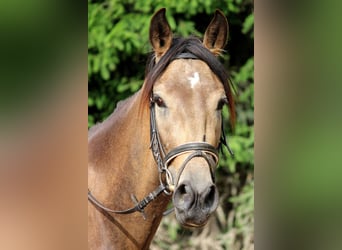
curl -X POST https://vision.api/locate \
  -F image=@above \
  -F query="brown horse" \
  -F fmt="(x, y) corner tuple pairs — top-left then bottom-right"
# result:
(88, 8), (235, 249)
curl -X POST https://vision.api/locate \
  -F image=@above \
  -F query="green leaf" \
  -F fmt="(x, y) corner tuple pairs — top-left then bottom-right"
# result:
(242, 13), (254, 34)
(100, 66), (110, 80)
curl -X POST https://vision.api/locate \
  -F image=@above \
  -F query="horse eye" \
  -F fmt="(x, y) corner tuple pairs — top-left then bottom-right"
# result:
(217, 97), (228, 110)
(153, 95), (166, 108)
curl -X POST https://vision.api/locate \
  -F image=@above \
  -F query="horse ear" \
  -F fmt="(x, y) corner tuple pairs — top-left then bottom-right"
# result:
(203, 10), (229, 56)
(149, 8), (173, 60)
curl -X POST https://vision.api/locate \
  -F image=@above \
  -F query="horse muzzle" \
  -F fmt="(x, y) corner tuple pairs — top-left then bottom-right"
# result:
(162, 144), (220, 228)
(172, 179), (219, 228)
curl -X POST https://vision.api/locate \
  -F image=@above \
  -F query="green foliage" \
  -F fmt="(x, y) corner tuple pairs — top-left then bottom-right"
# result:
(88, 0), (253, 249)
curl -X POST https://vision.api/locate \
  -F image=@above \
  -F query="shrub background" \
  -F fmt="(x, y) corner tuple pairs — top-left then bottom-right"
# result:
(88, 0), (253, 249)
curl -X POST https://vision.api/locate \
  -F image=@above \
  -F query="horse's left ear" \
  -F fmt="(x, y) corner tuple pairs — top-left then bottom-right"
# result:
(149, 8), (173, 61)
(203, 10), (229, 56)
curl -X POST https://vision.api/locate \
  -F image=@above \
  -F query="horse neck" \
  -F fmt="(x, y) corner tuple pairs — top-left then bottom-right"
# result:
(89, 91), (156, 200)
(88, 91), (171, 248)
(88, 90), (170, 229)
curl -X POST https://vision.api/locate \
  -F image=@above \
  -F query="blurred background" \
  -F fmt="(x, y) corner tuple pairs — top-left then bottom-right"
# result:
(88, 1), (254, 249)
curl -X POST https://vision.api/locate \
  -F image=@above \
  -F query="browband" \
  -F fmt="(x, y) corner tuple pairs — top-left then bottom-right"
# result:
(174, 52), (199, 60)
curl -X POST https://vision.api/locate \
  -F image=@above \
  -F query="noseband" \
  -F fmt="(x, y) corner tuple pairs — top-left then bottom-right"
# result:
(88, 52), (233, 219)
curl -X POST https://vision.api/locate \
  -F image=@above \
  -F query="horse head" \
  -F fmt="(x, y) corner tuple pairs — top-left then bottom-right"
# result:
(145, 8), (234, 228)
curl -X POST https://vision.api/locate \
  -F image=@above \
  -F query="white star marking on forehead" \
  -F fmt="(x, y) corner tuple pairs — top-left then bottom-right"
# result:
(187, 72), (200, 88)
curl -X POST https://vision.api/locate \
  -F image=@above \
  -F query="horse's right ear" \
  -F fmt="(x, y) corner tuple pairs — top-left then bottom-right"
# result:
(149, 8), (173, 61)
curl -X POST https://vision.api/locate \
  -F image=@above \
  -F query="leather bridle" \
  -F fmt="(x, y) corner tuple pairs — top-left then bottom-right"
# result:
(149, 100), (220, 195)
(88, 52), (233, 219)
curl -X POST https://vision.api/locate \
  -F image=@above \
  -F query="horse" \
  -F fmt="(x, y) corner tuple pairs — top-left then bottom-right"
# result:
(88, 8), (235, 249)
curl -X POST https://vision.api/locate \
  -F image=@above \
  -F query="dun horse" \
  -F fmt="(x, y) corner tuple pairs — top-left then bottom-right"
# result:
(88, 8), (235, 249)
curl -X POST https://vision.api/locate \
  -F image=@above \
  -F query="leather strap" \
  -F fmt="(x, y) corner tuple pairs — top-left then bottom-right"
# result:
(88, 184), (166, 220)
(174, 52), (199, 60)
(164, 142), (219, 166)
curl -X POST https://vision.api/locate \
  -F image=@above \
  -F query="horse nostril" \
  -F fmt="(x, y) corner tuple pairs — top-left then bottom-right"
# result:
(173, 183), (195, 210)
(202, 185), (219, 211)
